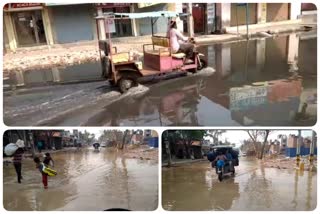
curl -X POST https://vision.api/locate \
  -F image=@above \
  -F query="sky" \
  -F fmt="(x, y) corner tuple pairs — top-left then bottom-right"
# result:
(64, 128), (130, 139)
(204, 130), (314, 147)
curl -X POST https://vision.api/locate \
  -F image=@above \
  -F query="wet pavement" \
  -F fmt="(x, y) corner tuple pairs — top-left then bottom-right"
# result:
(3, 147), (158, 211)
(162, 157), (317, 211)
(4, 32), (317, 126)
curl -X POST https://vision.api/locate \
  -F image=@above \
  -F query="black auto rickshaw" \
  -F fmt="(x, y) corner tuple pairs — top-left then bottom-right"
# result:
(207, 146), (239, 181)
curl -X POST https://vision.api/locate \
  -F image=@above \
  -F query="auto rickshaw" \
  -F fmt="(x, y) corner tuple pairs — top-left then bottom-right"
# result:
(95, 11), (207, 93)
(208, 146), (239, 181)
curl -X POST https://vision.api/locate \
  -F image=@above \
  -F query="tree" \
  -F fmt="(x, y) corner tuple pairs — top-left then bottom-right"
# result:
(259, 130), (270, 159)
(98, 130), (124, 147)
(80, 130), (95, 145)
(247, 130), (272, 159)
(119, 130), (139, 150)
(167, 130), (206, 159)
(205, 130), (226, 145)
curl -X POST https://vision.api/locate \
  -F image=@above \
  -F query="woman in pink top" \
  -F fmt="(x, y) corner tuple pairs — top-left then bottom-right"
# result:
(167, 20), (195, 63)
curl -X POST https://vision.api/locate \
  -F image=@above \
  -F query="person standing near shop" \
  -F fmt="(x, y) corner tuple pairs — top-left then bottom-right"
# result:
(37, 141), (43, 153)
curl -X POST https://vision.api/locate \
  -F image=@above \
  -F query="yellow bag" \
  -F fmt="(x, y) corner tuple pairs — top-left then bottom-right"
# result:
(42, 165), (57, 177)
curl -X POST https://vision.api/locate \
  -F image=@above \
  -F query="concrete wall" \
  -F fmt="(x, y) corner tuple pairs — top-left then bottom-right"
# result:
(3, 20), (9, 50)
(50, 4), (94, 44)
(231, 3), (257, 26)
(267, 3), (289, 22)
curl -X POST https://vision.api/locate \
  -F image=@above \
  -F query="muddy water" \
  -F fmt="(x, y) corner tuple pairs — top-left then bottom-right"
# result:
(4, 32), (317, 126)
(81, 32), (317, 126)
(5, 62), (103, 89)
(3, 148), (158, 211)
(162, 157), (317, 211)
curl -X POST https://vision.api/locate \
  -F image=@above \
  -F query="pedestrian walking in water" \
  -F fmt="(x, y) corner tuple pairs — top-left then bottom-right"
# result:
(43, 153), (54, 167)
(33, 157), (48, 189)
(13, 148), (24, 183)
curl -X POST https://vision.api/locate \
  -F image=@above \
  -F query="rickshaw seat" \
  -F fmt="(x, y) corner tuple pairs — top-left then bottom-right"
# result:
(146, 49), (171, 56)
(111, 52), (130, 64)
(172, 53), (186, 58)
(152, 36), (170, 47)
(149, 36), (186, 58)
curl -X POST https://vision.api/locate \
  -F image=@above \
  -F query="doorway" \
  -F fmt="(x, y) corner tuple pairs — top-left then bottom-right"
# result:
(12, 10), (46, 47)
(102, 7), (133, 37)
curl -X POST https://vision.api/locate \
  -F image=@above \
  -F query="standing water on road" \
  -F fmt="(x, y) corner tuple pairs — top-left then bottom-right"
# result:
(3, 32), (317, 126)
(3, 148), (158, 211)
(81, 32), (317, 126)
(162, 157), (317, 211)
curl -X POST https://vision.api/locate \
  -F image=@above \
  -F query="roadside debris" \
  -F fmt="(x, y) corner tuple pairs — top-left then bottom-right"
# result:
(262, 155), (317, 171)
(123, 145), (158, 162)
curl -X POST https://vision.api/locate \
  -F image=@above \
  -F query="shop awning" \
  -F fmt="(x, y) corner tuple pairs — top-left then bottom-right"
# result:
(45, 3), (89, 6)
(96, 11), (190, 19)
(137, 3), (161, 8)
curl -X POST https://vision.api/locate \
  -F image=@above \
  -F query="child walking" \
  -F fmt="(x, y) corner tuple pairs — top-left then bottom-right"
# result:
(43, 153), (54, 167)
(33, 157), (48, 189)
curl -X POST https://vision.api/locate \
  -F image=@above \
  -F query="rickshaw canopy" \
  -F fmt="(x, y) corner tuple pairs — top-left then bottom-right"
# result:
(212, 145), (234, 149)
(95, 11), (190, 20)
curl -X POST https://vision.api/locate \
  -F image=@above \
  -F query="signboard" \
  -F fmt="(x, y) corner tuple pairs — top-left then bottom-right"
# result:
(10, 3), (42, 8)
(207, 3), (215, 24)
(105, 19), (116, 33)
(229, 86), (268, 111)
(95, 3), (131, 8)
(137, 3), (160, 8)
(230, 86), (267, 102)
(4, 3), (42, 11)
(230, 96), (267, 111)
(46, 3), (87, 6)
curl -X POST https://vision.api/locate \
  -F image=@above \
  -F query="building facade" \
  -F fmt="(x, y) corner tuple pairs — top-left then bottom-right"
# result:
(3, 3), (312, 51)
(3, 3), (182, 51)
(214, 3), (304, 33)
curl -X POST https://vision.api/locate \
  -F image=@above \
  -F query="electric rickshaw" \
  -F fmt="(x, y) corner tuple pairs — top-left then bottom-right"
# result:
(95, 11), (207, 93)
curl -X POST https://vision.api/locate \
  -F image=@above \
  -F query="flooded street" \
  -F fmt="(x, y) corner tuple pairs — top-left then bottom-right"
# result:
(4, 32), (317, 126)
(162, 157), (317, 211)
(3, 147), (158, 211)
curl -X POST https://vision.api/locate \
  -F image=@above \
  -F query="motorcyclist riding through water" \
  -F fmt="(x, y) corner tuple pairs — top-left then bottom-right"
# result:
(214, 152), (227, 173)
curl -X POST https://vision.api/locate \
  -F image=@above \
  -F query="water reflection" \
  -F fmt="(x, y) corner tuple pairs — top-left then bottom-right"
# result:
(162, 158), (317, 211)
(86, 33), (316, 126)
(7, 62), (103, 88)
(3, 148), (158, 211)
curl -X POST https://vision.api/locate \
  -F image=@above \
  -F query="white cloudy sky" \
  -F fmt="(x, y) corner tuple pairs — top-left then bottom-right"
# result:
(204, 130), (313, 147)
(64, 128), (131, 139)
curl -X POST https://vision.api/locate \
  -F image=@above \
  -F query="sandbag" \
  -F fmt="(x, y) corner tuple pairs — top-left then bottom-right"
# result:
(207, 152), (215, 162)
(16, 139), (25, 148)
(4, 143), (18, 156)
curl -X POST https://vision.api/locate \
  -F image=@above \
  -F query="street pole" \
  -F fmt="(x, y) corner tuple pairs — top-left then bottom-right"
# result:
(165, 133), (172, 167)
(246, 3), (249, 40)
(236, 5), (239, 36)
(28, 131), (35, 158)
(309, 131), (316, 169)
(296, 130), (301, 168)
(187, 3), (194, 37)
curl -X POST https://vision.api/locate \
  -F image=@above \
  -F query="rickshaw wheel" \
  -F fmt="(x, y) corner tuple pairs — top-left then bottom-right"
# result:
(197, 58), (207, 70)
(119, 78), (134, 93)
(218, 172), (223, 182)
(108, 80), (116, 87)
